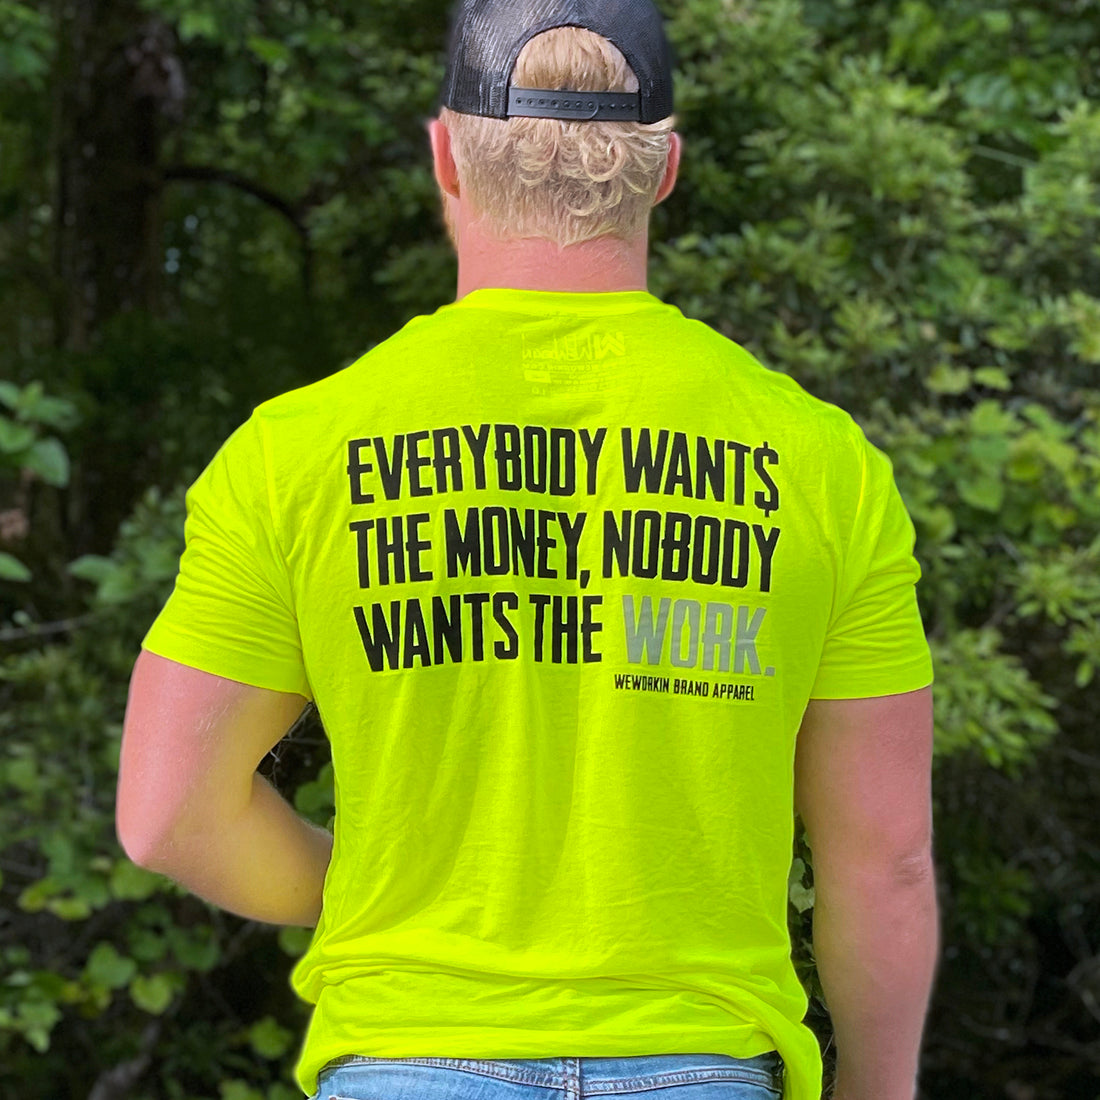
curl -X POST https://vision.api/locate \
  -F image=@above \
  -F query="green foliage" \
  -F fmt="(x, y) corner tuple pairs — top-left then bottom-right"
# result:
(1, 484), (316, 1097)
(0, 0), (51, 87)
(0, 552), (30, 582)
(930, 629), (1057, 767)
(291, 760), (335, 827)
(69, 487), (187, 609)
(2, 0), (1099, 1096)
(0, 382), (78, 585)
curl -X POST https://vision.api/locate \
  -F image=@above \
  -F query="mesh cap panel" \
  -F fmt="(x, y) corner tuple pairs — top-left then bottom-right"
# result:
(441, 0), (674, 122)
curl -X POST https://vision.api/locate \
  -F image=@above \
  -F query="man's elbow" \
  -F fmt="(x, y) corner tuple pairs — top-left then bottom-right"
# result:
(116, 788), (190, 872)
(117, 810), (164, 870)
(811, 831), (936, 892)
(889, 844), (937, 888)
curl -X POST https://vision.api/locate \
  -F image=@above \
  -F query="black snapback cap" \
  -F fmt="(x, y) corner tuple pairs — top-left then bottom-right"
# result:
(441, 0), (674, 123)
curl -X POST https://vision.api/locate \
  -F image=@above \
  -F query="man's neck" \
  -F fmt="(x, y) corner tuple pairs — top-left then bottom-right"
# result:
(454, 221), (650, 299)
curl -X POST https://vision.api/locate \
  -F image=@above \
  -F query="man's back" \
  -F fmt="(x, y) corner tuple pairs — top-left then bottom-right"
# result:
(141, 288), (932, 1098)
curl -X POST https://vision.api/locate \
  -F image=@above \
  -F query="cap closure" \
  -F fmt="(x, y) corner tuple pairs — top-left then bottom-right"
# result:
(507, 87), (643, 121)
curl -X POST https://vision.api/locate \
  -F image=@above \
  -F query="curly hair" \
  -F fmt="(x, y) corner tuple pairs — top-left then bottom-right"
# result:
(440, 26), (676, 246)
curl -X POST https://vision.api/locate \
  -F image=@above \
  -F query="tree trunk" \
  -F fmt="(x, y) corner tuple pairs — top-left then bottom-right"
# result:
(54, 0), (185, 351)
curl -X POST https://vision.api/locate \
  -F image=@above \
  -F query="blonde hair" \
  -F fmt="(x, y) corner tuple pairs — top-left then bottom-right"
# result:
(440, 26), (676, 247)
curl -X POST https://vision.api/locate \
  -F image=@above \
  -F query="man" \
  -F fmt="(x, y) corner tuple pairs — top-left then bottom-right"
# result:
(117, 2), (939, 1099)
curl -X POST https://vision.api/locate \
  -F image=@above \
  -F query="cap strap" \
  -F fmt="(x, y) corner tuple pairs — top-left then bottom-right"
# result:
(507, 87), (642, 121)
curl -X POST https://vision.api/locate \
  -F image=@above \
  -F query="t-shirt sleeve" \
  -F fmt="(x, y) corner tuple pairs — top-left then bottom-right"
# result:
(142, 415), (312, 699)
(810, 426), (934, 700)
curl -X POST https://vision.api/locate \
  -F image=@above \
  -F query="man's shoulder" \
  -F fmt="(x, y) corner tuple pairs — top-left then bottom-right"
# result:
(251, 313), (442, 425)
(680, 318), (864, 435)
(252, 359), (366, 423)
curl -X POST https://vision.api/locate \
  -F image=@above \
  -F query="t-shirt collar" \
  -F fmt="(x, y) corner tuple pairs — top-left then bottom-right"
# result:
(447, 287), (665, 315)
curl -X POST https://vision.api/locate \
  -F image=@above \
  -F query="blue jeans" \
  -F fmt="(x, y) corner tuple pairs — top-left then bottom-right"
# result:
(311, 1052), (784, 1099)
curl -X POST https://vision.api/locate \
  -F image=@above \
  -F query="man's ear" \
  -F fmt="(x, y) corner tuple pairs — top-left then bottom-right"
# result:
(429, 118), (461, 199)
(654, 131), (682, 206)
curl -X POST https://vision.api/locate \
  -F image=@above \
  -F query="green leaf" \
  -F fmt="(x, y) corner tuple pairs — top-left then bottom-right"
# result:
(958, 475), (1005, 512)
(84, 943), (138, 990)
(973, 367), (1012, 391)
(167, 925), (221, 972)
(178, 9), (218, 41)
(68, 554), (116, 585)
(25, 438), (69, 487)
(18, 877), (58, 913)
(0, 380), (78, 428)
(925, 363), (971, 394)
(17, 999), (61, 1052)
(97, 567), (142, 604)
(31, 969), (75, 1001)
(109, 860), (163, 901)
(3, 754), (38, 790)
(913, 503), (957, 542)
(17, 390), (79, 430)
(248, 1015), (294, 1060)
(971, 400), (1016, 436)
(0, 551), (32, 582)
(0, 416), (35, 454)
(46, 896), (92, 921)
(41, 831), (76, 874)
(1007, 452), (1044, 482)
(277, 925), (314, 957)
(247, 36), (291, 66)
(293, 762), (335, 817)
(968, 434), (1011, 468)
(128, 927), (169, 964)
(787, 857), (816, 913)
(129, 972), (182, 1015)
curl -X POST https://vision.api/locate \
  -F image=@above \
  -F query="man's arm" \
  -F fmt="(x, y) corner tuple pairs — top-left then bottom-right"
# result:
(793, 686), (939, 1100)
(116, 649), (333, 927)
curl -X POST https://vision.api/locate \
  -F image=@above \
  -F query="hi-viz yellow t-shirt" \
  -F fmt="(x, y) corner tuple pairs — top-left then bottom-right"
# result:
(143, 289), (934, 1100)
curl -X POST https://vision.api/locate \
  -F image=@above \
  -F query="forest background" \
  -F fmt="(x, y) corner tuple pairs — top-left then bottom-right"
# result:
(1, 0), (1099, 1097)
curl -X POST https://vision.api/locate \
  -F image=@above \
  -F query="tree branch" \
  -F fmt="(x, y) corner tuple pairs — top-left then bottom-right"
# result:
(86, 1019), (162, 1100)
(0, 615), (94, 644)
(163, 164), (301, 228)
(162, 164), (314, 293)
